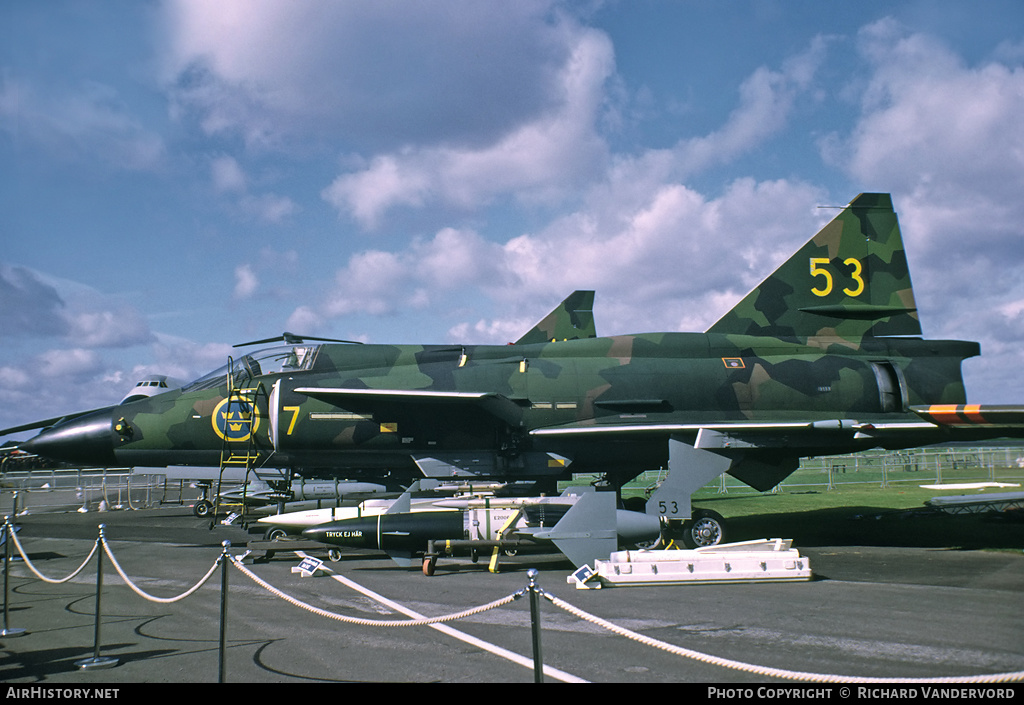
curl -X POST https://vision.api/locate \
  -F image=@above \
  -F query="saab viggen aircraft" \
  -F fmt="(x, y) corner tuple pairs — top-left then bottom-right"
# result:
(6, 193), (1023, 548)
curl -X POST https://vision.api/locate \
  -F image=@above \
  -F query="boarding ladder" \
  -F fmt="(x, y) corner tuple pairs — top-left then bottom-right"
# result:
(211, 358), (274, 524)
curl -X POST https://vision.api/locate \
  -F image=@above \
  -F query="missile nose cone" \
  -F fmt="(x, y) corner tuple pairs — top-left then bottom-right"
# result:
(303, 516), (383, 549)
(20, 408), (117, 466)
(301, 526), (324, 541)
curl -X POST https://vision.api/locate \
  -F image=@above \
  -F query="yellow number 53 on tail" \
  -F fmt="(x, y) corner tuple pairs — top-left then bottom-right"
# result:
(809, 257), (865, 297)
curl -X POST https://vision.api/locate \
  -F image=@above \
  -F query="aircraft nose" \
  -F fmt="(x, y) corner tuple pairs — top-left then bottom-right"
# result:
(20, 408), (118, 466)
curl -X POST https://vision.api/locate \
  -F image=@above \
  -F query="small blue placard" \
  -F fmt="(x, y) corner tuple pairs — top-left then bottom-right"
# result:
(297, 556), (323, 574)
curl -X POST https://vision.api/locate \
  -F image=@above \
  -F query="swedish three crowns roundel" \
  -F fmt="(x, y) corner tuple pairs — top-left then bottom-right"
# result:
(212, 395), (261, 442)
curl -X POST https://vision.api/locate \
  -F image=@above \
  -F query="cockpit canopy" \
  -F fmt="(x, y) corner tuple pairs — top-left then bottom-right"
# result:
(121, 374), (184, 404)
(181, 345), (321, 393)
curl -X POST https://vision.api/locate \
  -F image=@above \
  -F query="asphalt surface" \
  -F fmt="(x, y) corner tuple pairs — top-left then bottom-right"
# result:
(0, 497), (1022, 686)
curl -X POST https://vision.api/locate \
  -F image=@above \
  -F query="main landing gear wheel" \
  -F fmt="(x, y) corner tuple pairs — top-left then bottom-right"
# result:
(681, 508), (726, 548)
(263, 526), (287, 541)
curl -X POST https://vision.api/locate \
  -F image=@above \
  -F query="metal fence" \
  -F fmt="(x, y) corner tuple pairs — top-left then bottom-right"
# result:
(0, 468), (204, 515)
(792, 446), (1024, 490)
(4, 446), (1024, 514)
(616, 446), (1024, 496)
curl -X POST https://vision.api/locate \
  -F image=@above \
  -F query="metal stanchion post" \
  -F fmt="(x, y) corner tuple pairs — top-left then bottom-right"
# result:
(218, 540), (230, 683)
(2, 518), (26, 637)
(527, 568), (543, 683)
(75, 524), (118, 670)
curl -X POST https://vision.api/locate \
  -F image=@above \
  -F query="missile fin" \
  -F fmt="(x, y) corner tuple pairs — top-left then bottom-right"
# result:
(543, 490), (618, 568)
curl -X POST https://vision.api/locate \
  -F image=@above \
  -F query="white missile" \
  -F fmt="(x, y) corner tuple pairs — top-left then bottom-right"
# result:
(257, 497), (448, 530)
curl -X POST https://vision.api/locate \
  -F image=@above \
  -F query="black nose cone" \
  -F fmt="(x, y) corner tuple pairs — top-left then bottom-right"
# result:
(302, 526), (324, 542)
(20, 408), (117, 466)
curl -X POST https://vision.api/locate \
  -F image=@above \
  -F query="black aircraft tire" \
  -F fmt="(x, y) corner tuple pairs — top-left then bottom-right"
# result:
(681, 509), (726, 548)
(264, 526), (287, 541)
(193, 500), (213, 518)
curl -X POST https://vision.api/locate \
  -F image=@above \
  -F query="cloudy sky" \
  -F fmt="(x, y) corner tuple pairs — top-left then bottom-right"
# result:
(3, 0), (1024, 437)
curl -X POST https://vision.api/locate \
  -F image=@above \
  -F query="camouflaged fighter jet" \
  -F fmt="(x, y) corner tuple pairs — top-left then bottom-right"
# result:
(6, 193), (1024, 548)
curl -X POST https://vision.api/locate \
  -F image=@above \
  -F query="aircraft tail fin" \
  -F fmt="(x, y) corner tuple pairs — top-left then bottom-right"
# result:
(706, 193), (920, 339)
(515, 290), (596, 344)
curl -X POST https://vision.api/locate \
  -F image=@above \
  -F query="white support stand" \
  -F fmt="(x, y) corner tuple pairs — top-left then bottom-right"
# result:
(568, 538), (813, 588)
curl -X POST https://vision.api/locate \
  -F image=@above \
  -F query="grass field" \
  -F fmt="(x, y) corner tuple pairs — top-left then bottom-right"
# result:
(692, 488), (1023, 551)
(595, 446), (1024, 551)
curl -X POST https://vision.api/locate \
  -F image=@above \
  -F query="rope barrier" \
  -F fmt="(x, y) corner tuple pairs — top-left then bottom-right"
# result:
(4, 520), (1023, 683)
(227, 554), (523, 626)
(101, 537), (222, 604)
(8, 524), (98, 584)
(7, 523), (221, 603)
(539, 588), (1024, 684)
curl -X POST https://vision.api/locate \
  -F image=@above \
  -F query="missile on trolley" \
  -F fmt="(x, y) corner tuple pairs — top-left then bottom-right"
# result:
(302, 487), (661, 569)
(255, 495), (453, 537)
(253, 478), (502, 535)
(218, 479), (390, 507)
